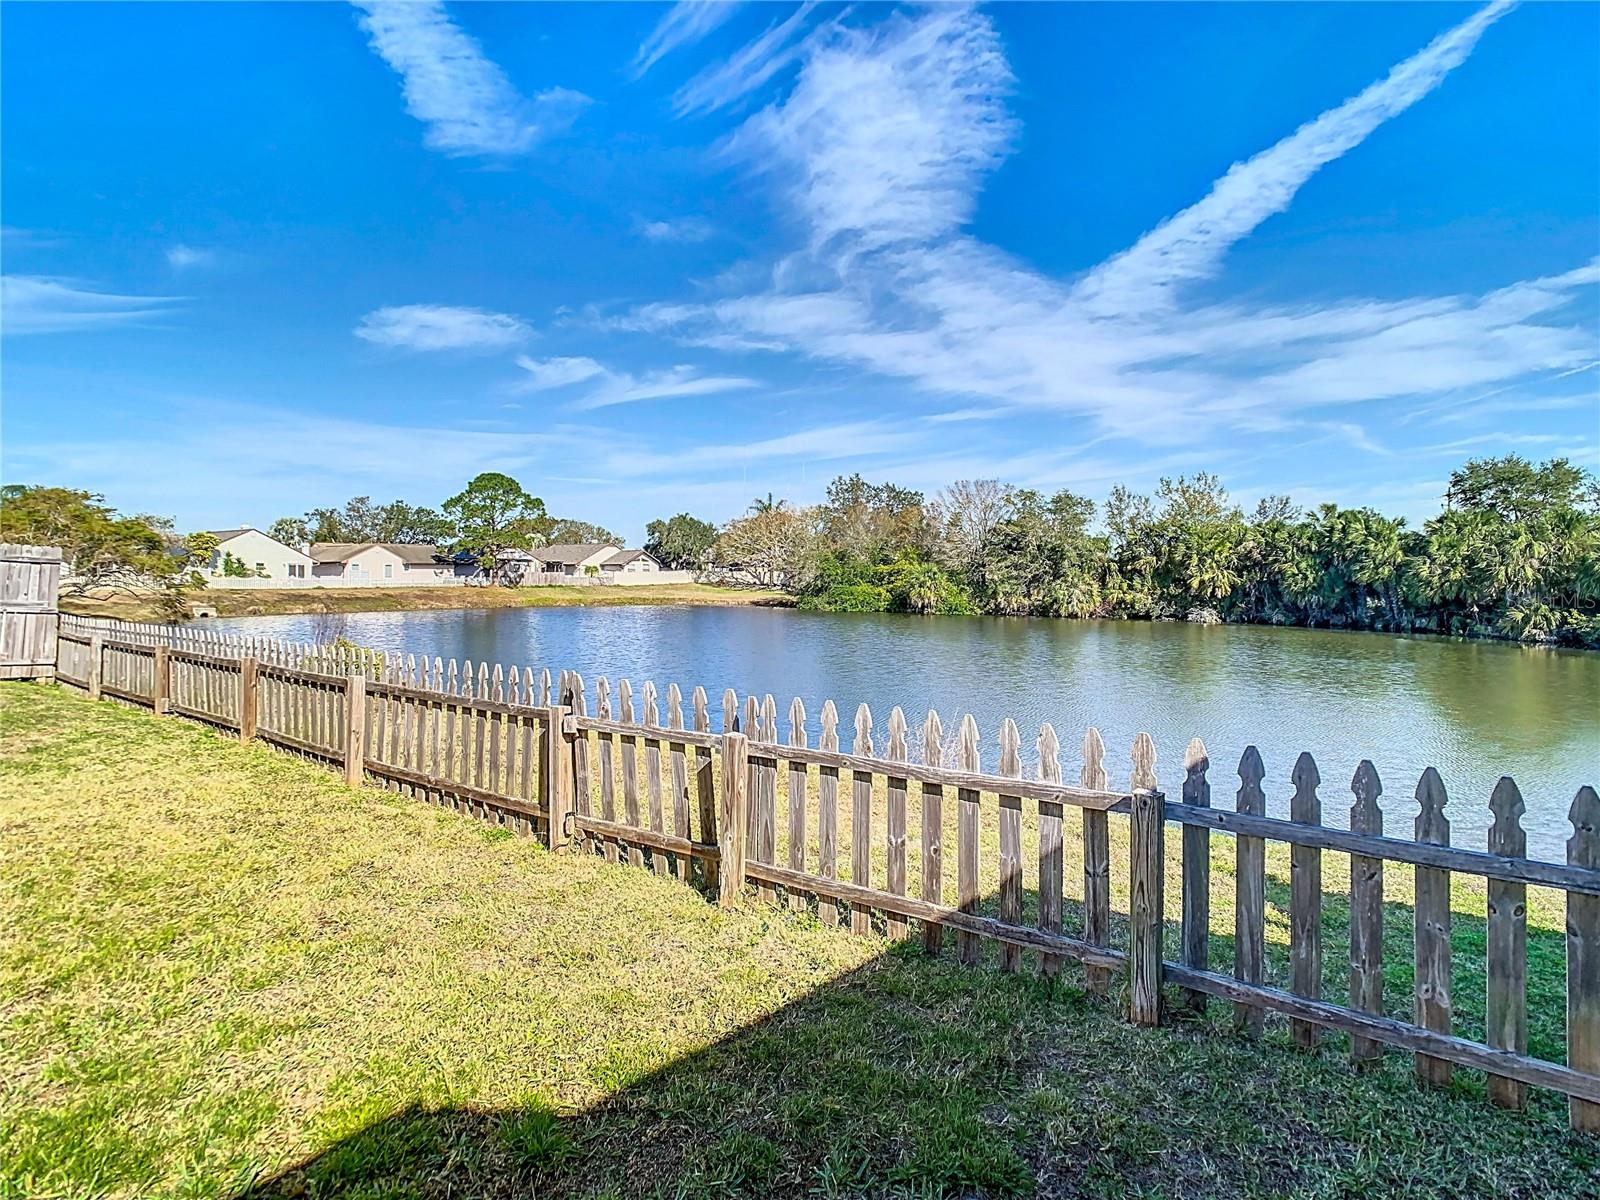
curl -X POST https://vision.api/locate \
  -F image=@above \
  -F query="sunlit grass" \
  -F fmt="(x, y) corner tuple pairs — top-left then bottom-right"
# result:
(2, 685), (1593, 1200)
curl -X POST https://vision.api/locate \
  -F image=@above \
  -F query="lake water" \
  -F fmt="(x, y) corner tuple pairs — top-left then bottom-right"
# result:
(216, 605), (1600, 862)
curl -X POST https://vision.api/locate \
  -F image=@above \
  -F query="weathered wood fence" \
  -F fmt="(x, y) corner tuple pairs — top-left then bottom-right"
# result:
(50, 613), (1600, 1130)
(1, 544), (62, 681)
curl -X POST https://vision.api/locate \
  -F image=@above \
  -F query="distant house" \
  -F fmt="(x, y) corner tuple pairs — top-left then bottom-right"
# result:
(308, 542), (469, 585)
(530, 544), (664, 577)
(601, 549), (664, 577)
(201, 528), (314, 581)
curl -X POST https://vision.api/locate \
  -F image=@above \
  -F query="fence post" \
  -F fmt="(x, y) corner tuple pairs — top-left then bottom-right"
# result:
(87, 634), (104, 700)
(1128, 732), (1163, 1027)
(718, 731), (749, 906)
(152, 645), (171, 715)
(344, 673), (366, 786)
(239, 657), (259, 744)
(542, 704), (574, 850)
(1569, 785), (1600, 1134)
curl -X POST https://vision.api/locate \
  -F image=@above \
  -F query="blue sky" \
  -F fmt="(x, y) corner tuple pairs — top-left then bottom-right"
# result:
(3, 0), (1596, 541)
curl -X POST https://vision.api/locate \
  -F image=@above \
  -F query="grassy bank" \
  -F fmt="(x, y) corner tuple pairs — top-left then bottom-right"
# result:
(59, 582), (788, 622)
(2, 686), (1594, 1199)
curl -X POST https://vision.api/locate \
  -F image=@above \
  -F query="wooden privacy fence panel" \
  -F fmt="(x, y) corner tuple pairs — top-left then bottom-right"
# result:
(1, 543), (61, 681)
(49, 615), (1600, 1129)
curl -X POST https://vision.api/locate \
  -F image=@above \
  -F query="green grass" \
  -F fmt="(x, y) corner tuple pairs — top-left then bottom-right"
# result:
(2, 685), (1594, 1199)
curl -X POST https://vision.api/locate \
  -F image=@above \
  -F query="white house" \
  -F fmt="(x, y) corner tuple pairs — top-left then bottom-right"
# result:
(308, 542), (468, 585)
(202, 528), (314, 581)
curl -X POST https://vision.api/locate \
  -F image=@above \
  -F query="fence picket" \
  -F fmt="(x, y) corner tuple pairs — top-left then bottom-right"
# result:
(818, 701), (840, 928)
(619, 680), (643, 868)
(997, 718), (1023, 972)
(788, 698), (809, 912)
(851, 704), (874, 935)
(693, 687), (715, 850)
(1128, 733), (1162, 1026)
(1082, 727), (1110, 995)
(1037, 723), (1063, 977)
(1180, 737), (1211, 1013)
(754, 695), (778, 903)
(922, 710), (945, 957)
(1290, 752), (1323, 1050)
(569, 673), (590, 828)
(597, 678), (618, 862)
(1487, 776), (1527, 1107)
(1414, 766), (1452, 1085)
(1569, 786), (1600, 1132)
(668, 684), (690, 878)
(644, 682), (667, 876)
(957, 715), (981, 966)
(884, 707), (910, 939)
(1349, 760), (1385, 1064)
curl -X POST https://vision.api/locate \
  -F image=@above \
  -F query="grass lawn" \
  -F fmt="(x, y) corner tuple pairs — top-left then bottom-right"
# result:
(59, 582), (788, 622)
(2, 685), (1594, 1199)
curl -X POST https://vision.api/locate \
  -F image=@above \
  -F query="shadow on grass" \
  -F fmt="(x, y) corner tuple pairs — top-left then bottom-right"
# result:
(232, 861), (1595, 1200)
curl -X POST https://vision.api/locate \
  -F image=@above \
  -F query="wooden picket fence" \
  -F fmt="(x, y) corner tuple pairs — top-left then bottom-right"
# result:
(49, 614), (1600, 1131)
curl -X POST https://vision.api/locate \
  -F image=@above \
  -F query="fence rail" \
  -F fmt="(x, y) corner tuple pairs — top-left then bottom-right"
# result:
(47, 613), (1600, 1130)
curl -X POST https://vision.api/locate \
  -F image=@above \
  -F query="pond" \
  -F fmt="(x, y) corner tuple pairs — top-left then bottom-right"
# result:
(216, 605), (1600, 862)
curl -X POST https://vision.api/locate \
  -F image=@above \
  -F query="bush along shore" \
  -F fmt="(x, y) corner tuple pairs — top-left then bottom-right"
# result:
(714, 456), (1599, 648)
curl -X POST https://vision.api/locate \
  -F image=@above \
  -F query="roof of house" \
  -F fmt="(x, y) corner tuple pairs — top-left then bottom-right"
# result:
(603, 549), (656, 567)
(308, 542), (445, 566)
(536, 542), (620, 566)
(205, 528), (310, 557)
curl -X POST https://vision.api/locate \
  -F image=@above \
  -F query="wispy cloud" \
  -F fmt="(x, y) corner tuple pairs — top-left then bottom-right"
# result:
(352, 0), (589, 156)
(631, 3), (1595, 452)
(1073, 0), (1515, 317)
(514, 354), (756, 409)
(1, 275), (182, 335)
(513, 354), (607, 390)
(639, 216), (715, 242)
(166, 244), (218, 271)
(633, 1), (742, 78)
(673, 1), (816, 116)
(355, 304), (531, 351)
(1, 226), (63, 250)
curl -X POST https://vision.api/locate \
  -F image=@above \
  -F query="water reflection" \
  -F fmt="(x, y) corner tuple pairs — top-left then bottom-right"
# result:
(218, 606), (1599, 860)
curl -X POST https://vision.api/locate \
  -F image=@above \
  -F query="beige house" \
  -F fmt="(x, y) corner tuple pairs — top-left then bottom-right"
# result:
(531, 544), (664, 577)
(202, 528), (314, 581)
(309, 543), (465, 585)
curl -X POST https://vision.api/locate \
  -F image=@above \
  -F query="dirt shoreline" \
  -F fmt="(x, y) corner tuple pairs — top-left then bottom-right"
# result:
(60, 582), (791, 622)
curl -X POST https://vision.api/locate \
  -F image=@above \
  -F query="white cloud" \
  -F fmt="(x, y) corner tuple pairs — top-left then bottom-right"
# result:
(352, 0), (589, 156)
(513, 354), (607, 390)
(639, 217), (715, 242)
(633, 1), (742, 78)
(1, 275), (182, 335)
(515, 353), (757, 410)
(355, 304), (531, 351)
(630, 3), (1596, 451)
(166, 244), (217, 271)
(672, 1), (816, 116)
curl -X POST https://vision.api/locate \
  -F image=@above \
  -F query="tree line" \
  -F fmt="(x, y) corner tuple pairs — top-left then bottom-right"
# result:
(698, 457), (1600, 648)
(5, 456), (1594, 645)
